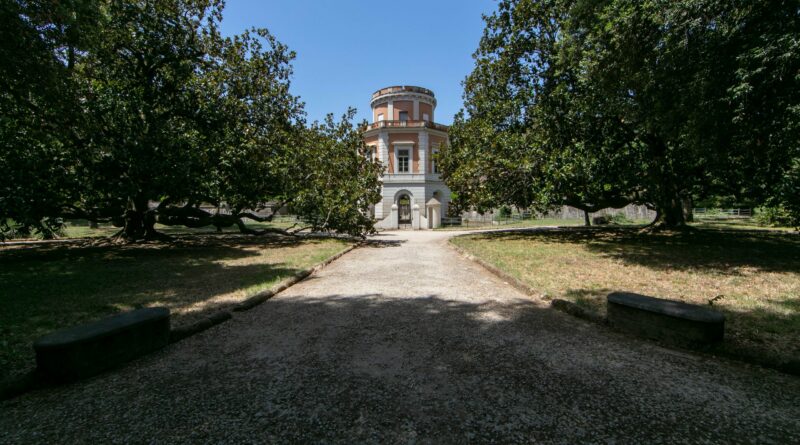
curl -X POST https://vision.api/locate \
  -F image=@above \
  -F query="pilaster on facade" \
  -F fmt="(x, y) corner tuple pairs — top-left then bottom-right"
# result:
(413, 99), (420, 120)
(387, 101), (394, 120)
(378, 131), (389, 169)
(418, 130), (428, 175)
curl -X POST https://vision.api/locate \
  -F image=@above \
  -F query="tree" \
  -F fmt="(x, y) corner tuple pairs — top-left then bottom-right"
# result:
(726, 1), (800, 227)
(283, 110), (383, 237)
(1, 0), (382, 240)
(67, 0), (232, 239)
(442, 0), (647, 225)
(0, 0), (100, 238)
(442, 0), (800, 228)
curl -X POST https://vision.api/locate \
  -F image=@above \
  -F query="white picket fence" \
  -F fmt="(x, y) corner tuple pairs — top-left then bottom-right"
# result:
(692, 208), (752, 218)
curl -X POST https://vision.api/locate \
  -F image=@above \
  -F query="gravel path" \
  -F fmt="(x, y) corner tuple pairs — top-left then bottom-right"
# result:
(2, 230), (799, 444)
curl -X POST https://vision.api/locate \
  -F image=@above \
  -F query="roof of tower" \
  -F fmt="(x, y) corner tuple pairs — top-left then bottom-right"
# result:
(371, 85), (435, 101)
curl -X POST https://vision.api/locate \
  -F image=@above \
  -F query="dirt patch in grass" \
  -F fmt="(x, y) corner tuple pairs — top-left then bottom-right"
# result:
(452, 227), (800, 364)
(0, 236), (350, 380)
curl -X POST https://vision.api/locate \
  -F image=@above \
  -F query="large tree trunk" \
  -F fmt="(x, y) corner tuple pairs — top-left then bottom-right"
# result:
(143, 209), (162, 239)
(653, 196), (686, 228)
(682, 197), (694, 222)
(122, 209), (146, 240)
(643, 136), (688, 230)
(121, 197), (155, 240)
(583, 210), (591, 226)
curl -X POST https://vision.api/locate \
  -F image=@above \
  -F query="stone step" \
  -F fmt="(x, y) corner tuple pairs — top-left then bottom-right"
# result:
(34, 307), (171, 382)
(607, 292), (724, 345)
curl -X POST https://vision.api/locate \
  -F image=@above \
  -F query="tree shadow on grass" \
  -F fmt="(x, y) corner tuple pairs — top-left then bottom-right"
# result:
(469, 227), (800, 274)
(361, 239), (406, 248)
(361, 232), (407, 248)
(0, 236), (316, 380)
(463, 228), (800, 361)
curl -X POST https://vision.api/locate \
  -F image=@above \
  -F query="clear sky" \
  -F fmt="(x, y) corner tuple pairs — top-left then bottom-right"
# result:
(218, 0), (496, 125)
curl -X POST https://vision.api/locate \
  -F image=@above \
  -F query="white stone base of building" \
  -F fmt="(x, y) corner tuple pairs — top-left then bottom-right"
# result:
(374, 179), (450, 230)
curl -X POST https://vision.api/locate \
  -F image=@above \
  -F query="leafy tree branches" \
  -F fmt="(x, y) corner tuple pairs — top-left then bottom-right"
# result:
(443, 0), (800, 228)
(0, 0), (381, 240)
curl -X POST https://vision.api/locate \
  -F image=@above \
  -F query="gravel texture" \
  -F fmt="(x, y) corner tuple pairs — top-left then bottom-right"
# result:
(1, 230), (799, 444)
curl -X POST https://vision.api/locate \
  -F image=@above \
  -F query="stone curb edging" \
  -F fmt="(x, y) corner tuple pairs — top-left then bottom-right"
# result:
(0, 372), (40, 401)
(169, 311), (232, 343)
(448, 237), (800, 377)
(0, 243), (358, 402)
(168, 243), (357, 343)
(550, 298), (606, 324)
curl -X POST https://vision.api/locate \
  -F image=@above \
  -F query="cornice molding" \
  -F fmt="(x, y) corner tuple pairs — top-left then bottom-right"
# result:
(371, 92), (437, 108)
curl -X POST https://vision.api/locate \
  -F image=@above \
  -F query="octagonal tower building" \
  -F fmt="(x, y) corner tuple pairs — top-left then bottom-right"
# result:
(363, 86), (450, 229)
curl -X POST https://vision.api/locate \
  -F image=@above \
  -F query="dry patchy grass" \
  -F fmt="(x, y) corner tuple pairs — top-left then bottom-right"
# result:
(436, 218), (584, 231)
(452, 227), (800, 362)
(0, 236), (350, 380)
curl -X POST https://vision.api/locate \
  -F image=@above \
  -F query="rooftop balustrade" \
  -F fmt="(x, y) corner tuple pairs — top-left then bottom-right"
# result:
(367, 120), (449, 131)
(371, 85), (435, 100)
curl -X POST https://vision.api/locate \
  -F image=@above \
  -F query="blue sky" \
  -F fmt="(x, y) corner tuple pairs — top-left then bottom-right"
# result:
(219, 0), (496, 125)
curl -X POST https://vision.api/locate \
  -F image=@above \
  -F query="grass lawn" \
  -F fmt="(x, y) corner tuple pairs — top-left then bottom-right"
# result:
(437, 218), (585, 231)
(690, 217), (797, 232)
(451, 227), (800, 363)
(439, 216), (795, 233)
(0, 236), (350, 380)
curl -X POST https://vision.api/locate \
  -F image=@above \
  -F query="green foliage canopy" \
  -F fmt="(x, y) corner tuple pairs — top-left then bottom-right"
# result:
(0, 0), (382, 240)
(442, 0), (800, 227)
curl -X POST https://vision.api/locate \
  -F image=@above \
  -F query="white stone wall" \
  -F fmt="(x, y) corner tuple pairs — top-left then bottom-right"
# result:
(382, 184), (427, 208)
(375, 181), (451, 230)
(424, 184), (451, 217)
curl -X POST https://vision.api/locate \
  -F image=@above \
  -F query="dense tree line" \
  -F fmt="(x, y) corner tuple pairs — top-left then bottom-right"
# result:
(441, 0), (800, 228)
(0, 0), (381, 240)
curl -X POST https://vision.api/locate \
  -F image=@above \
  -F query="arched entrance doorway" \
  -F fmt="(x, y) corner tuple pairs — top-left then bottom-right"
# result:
(397, 194), (412, 225)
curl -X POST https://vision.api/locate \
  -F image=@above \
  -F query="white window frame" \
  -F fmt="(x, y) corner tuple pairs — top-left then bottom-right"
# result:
(431, 145), (440, 174)
(398, 110), (409, 122)
(394, 143), (413, 174)
(377, 113), (384, 122)
(422, 113), (430, 122)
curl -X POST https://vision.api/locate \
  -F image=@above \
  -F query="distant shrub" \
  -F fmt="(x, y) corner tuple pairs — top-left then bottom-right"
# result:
(702, 208), (724, 217)
(610, 213), (633, 225)
(755, 206), (792, 227)
(498, 206), (512, 218)
(592, 215), (610, 225)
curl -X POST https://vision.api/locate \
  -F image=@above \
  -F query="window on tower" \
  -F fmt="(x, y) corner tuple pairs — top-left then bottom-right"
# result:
(377, 113), (384, 121)
(397, 148), (410, 173)
(398, 111), (409, 122)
